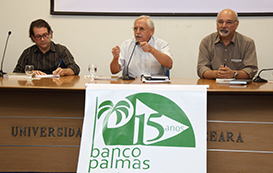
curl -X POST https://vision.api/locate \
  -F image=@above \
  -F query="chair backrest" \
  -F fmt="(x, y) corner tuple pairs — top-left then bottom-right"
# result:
(165, 69), (170, 77)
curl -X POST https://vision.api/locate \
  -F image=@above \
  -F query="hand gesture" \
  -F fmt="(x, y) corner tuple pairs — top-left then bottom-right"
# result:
(112, 46), (120, 59)
(139, 41), (153, 53)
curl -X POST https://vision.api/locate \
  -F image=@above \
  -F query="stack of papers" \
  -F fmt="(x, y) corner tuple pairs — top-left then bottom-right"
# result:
(229, 79), (252, 85)
(3, 73), (26, 79)
(3, 73), (60, 79)
(216, 78), (252, 85)
(141, 75), (170, 83)
(35, 74), (60, 78)
(94, 76), (119, 81)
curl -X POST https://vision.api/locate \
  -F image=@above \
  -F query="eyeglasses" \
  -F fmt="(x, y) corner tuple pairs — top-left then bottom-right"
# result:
(217, 20), (237, 26)
(34, 33), (49, 40)
(132, 27), (148, 32)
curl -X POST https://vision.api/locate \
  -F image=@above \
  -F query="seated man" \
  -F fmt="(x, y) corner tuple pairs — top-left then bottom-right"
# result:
(197, 9), (258, 79)
(110, 15), (173, 78)
(13, 19), (80, 76)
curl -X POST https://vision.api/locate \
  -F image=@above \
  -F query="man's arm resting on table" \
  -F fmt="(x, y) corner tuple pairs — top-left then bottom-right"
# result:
(203, 70), (218, 79)
(53, 68), (75, 76)
(203, 69), (250, 79)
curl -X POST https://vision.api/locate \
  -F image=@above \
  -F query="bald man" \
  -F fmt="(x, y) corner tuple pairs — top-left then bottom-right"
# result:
(197, 9), (258, 79)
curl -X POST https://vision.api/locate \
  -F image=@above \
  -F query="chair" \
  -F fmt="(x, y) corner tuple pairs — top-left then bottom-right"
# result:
(165, 69), (170, 78)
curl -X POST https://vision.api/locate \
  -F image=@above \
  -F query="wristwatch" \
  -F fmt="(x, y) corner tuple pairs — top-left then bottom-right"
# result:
(233, 71), (238, 78)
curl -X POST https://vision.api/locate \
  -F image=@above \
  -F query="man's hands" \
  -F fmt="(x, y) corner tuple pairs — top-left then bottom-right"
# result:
(110, 46), (121, 74)
(53, 68), (74, 76)
(139, 41), (154, 53)
(217, 65), (235, 78)
(111, 42), (152, 60)
(33, 68), (74, 77)
(112, 46), (120, 59)
(110, 41), (173, 74)
(53, 68), (67, 76)
(34, 70), (46, 76)
(139, 41), (172, 69)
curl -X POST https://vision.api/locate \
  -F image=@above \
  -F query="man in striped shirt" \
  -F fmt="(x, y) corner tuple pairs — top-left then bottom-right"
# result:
(13, 19), (80, 76)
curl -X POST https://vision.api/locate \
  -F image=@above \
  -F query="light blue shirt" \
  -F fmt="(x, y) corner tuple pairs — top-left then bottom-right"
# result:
(119, 36), (172, 77)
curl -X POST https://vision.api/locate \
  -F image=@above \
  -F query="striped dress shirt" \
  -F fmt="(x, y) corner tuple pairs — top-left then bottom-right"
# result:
(13, 42), (80, 75)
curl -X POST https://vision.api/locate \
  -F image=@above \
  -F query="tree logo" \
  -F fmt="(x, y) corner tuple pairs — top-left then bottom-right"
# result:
(95, 92), (195, 147)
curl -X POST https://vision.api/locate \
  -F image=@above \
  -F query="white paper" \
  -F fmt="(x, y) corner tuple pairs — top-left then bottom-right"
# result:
(35, 74), (60, 78)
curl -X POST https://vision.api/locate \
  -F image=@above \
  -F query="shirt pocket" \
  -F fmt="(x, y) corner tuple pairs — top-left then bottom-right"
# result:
(231, 58), (243, 70)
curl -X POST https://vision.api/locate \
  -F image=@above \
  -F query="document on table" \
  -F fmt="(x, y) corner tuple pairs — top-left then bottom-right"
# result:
(229, 79), (252, 85)
(35, 74), (60, 78)
(141, 75), (171, 83)
(216, 78), (235, 84)
(3, 73), (26, 79)
(94, 76), (120, 81)
(216, 78), (252, 85)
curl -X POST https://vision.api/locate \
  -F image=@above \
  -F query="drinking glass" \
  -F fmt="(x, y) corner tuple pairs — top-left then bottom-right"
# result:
(25, 65), (34, 79)
(88, 64), (97, 78)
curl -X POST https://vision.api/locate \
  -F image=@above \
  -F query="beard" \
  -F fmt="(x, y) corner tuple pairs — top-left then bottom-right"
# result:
(219, 28), (230, 37)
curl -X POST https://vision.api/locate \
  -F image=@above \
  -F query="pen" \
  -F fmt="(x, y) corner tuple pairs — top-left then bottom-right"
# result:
(57, 59), (63, 68)
(224, 59), (227, 67)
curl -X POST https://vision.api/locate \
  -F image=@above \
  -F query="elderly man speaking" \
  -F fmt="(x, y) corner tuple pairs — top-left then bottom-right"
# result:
(110, 15), (173, 79)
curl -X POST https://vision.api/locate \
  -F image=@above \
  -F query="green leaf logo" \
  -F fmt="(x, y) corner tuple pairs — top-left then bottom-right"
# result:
(96, 92), (195, 147)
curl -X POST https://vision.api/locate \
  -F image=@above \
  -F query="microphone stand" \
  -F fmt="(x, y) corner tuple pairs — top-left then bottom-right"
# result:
(253, 68), (273, 83)
(0, 31), (12, 77)
(122, 42), (139, 80)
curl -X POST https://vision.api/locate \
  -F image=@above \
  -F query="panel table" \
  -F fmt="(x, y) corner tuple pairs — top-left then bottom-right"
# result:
(0, 76), (273, 172)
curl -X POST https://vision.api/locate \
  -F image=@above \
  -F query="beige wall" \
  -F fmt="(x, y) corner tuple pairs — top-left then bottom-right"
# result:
(1, 0), (273, 79)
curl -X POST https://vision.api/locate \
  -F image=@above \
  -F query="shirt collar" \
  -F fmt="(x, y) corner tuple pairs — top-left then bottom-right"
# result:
(34, 41), (56, 53)
(214, 32), (237, 45)
(148, 36), (154, 44)
(230, 32), (237, 44)
(134, 36), (154, 45)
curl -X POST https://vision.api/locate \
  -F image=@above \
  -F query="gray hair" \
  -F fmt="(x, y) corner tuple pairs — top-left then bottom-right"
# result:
(135, 15), (154, 29)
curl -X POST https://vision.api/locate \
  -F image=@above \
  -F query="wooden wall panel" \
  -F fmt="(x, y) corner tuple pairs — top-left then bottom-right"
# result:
(207, 122), (273, 151)
(208, 151), (273, 173)
(0, 88), (85, 172)
(207, 94), (273, 121)
(0, 147), (79, 172)
(0, 89), (85, 117)
(0, 118), (83, 146)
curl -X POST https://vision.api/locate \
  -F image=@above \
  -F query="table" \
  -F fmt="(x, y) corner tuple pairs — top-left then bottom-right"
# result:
(0, 76), (273, 172)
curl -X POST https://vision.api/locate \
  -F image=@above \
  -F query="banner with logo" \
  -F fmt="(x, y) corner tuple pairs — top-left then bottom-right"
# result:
(77, 84), (207, 173)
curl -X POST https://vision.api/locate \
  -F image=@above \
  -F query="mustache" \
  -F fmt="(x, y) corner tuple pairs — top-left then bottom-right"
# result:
(135, 34), (142, 38)
(220, 28), (229, 33)
(219, 28), (230, 36)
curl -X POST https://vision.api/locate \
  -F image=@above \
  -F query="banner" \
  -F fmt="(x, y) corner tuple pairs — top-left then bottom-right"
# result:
(77, 84), (207, 172)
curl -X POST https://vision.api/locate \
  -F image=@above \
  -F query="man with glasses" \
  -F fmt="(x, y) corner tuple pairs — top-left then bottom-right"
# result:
(197, 9), (258, 79)
(13, 19), (80, 76)
(110, 15), (173, 78)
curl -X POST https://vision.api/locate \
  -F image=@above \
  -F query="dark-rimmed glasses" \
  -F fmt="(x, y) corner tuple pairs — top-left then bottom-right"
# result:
(34, 33), (49, 40)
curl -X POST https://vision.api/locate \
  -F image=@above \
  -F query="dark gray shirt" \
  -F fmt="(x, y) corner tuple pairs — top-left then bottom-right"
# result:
(197, 32), (258, 78)
(13, 42), (80, 75)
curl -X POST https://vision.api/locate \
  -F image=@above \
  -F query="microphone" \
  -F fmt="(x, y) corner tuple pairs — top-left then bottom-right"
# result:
(0, 31), (12, 77)
(253, 68), (273, 83)
(122, 41), (139, 80)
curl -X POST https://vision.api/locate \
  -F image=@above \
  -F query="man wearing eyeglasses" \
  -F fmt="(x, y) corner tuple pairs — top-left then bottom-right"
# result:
(110, 15), (173, 78)
(197, 9), (258, 79)
(13, 19), (80, 76)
